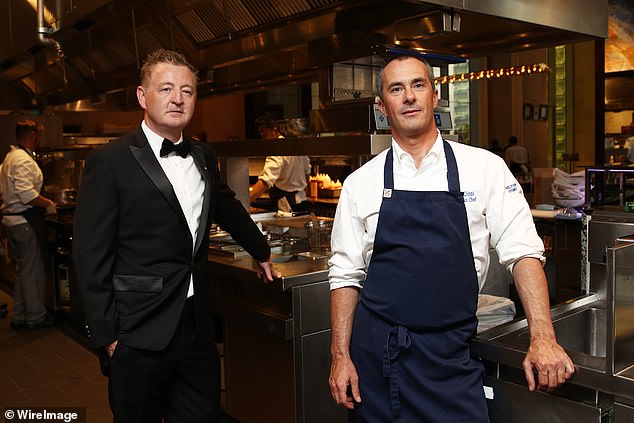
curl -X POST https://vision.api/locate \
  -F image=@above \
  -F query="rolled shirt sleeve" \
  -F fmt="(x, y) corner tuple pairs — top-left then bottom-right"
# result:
(12, 158), (42, 204)
(328, 183), (368, 290)
(483, 154), (545, 272)
(258, 156), (284, 187)
(328, 152), (386, 290)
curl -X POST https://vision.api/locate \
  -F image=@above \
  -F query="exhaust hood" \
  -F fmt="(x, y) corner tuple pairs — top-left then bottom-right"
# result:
(0, 0), (607, 109)
(605, 72), (634, 111)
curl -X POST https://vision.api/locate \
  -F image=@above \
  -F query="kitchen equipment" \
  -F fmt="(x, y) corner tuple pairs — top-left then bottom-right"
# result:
(304, 220), (321, 250)
(318, 220), (332, 251)
(43, 186), (77, 205)
(309, 180), (319, 198)
(317, 187), (341, 198)
(277, 118), (311, 137)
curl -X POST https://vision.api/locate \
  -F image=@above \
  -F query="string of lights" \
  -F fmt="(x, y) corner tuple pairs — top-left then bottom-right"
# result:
(433, 63), (551, 85)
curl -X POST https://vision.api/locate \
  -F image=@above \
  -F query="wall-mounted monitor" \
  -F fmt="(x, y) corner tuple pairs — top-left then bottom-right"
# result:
(434, 110), (452, 130)
(373, 104), (391, 130)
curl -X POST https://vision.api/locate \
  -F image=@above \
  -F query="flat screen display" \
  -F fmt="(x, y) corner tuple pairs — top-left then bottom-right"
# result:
(373, 104), (391, 130)
(434, 111), (452, 130)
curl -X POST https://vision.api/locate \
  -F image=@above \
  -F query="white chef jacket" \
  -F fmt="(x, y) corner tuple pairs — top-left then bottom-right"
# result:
(505, 145), (530, 165)
(142, 121), (204, 298)
(259, 137), (311, 206)
(0, 145), (43, 227)
(328, 131), (545, 291)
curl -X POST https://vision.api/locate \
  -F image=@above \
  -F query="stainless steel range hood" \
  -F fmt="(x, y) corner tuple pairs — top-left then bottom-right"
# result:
(0, 0), (607, 109)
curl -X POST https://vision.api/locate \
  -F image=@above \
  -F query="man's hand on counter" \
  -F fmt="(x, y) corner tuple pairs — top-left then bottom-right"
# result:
(256, 259), (281, 282)
(45, 200), (58, 215)
(523, 337), (576, 392)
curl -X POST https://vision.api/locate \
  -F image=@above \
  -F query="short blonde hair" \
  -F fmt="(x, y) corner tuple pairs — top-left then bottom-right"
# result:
(140, 49), (198, 87)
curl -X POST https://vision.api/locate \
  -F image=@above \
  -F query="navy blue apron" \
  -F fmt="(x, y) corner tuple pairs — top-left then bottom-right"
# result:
(350, 141), (489, 422)
(268, 185), (310, 212)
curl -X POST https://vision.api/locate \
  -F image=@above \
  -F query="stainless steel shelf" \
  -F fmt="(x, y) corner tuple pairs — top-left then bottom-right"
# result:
(208, 134), (392, 157)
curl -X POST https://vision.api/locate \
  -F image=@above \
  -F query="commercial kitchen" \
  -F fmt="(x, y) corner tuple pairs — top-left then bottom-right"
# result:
(0, 0), (633, 422)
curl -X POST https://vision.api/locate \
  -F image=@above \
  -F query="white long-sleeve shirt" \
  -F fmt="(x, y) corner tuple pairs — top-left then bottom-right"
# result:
(328, 132), (544, 291)
(259, 137), (311, 205)
(505, 145), (530, 165)
(142, 121), (204, 298)
(0, 145), (43, 227)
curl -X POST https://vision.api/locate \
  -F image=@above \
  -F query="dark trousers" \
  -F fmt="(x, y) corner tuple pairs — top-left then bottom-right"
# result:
(107, 298), (220, 423)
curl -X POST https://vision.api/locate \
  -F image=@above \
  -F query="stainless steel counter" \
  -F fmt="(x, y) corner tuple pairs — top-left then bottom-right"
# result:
(208, 246), (329, 291)
(208, 214), (332, 290)
(471, 211), (634, 423)
(207, 216), (343, 423)
(472, 294), (633, 397)
(472, 295), (634, 422)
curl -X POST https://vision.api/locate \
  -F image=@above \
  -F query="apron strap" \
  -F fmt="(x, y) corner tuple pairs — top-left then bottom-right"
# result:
(442, 140), (461, 193)
(382, 325), (411, 418)
(383, 148), (395, 190)
(383, 140), (462, 193)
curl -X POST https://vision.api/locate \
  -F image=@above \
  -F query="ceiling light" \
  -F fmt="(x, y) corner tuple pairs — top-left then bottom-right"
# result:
(434, 63), (551, 85)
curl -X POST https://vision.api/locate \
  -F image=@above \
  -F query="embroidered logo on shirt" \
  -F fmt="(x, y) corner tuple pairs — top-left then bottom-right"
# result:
(383, 188), (392, 198)
(505, 183), (518, 193)
(463, 190), (477, 203)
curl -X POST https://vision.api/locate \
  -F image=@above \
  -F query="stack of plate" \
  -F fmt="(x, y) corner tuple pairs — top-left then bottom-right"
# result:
(551, 169), (585, 208)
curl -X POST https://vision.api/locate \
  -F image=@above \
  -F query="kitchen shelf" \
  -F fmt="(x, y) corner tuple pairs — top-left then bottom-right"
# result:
(208, 134), (392, 157)
(585, 166), (634, 208)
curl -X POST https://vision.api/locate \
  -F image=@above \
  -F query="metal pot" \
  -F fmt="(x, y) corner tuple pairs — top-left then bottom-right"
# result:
(43, 186), (77, 205)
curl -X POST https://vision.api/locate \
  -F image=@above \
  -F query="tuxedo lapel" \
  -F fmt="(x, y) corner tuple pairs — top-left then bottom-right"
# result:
(128, 129), (190, 231)
(190, 143), (212, 256)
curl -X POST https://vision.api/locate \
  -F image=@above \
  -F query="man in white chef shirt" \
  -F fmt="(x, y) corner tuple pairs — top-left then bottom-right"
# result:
(329, 136), (544, 291)
(328, 54), (575, 422)
(249, 112), (311, 212)
(1, 119), (57, 330)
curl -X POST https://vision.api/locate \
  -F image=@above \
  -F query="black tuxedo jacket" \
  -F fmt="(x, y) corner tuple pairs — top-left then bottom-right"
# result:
(73, 127), (269, 351)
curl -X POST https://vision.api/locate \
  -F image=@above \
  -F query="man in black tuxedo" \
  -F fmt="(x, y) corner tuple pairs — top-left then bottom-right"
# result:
(73, 49), (277, 423)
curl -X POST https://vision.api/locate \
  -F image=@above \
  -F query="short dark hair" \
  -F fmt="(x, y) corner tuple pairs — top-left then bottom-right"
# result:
(140, 49), (198, 87)
(255, 112), (278, 130)
(376, 55), (435, 101)
(15, 119), (41, 140)
(508, 136), (518, 145)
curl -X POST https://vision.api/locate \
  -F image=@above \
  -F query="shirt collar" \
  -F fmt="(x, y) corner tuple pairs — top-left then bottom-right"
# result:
(13, 144), (34, 156)
(391, 130), (444, 169)
(141, 121), (184, 159)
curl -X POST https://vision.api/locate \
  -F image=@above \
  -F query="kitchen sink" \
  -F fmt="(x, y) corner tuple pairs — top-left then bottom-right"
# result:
(520, 307), (606, 357)
(476, 295), (608, 370)
(489, 304), (607, 359)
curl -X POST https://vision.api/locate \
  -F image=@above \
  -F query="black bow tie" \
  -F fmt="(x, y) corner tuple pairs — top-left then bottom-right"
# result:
(160, 139), (190, 158)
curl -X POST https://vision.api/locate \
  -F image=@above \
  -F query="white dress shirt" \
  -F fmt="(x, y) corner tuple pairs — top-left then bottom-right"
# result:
(0, 146), (43, 227)
(505, 145), (530, 165)
(142, 121), (205, 297)
(328, 131), (544, 291)
(259, 137), (311, 206)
